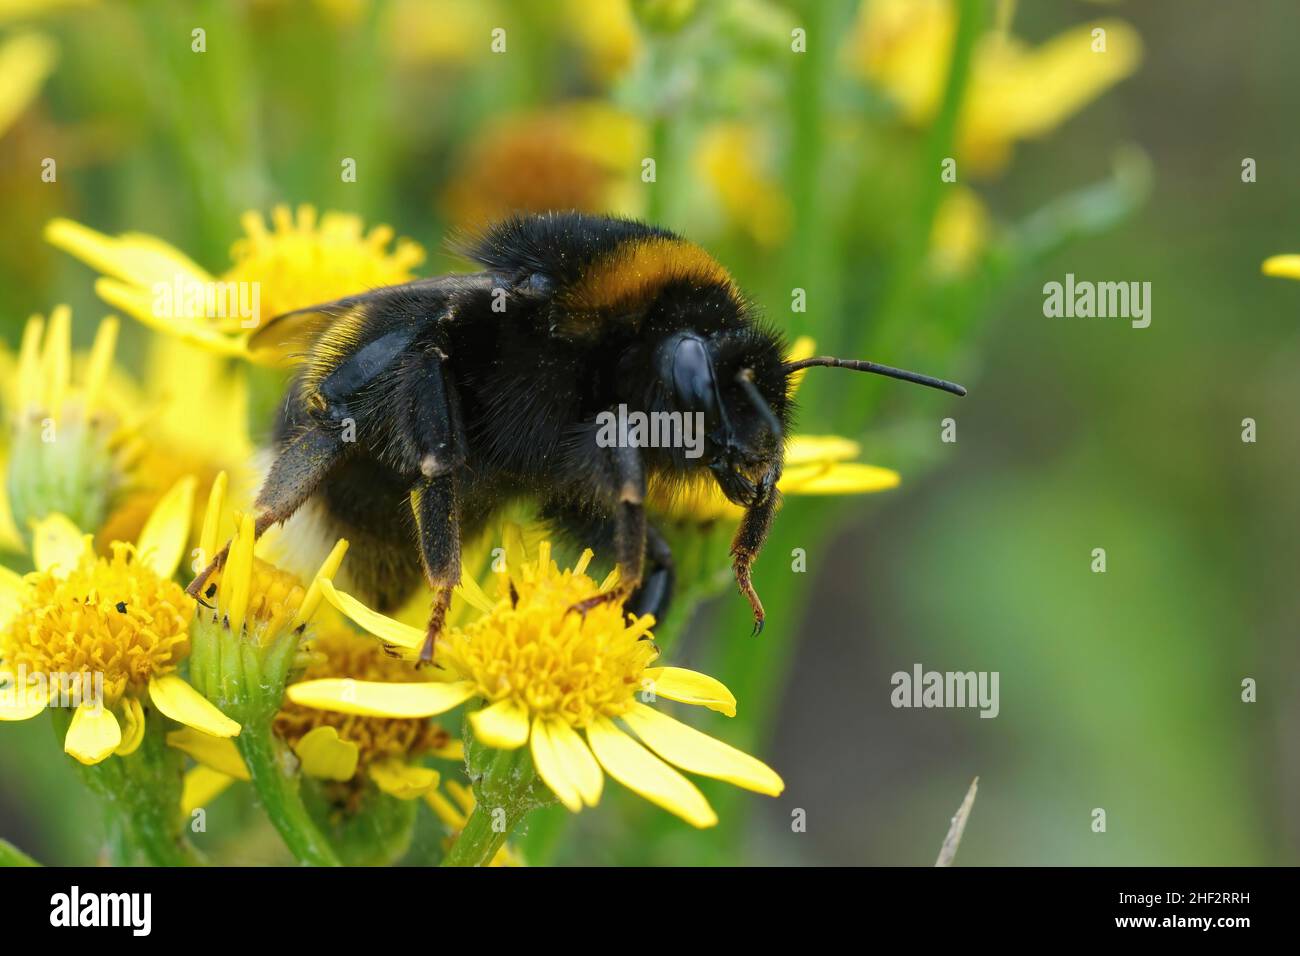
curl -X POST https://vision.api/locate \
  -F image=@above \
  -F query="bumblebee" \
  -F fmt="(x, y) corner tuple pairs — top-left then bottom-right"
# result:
(188, 212), (965, 659)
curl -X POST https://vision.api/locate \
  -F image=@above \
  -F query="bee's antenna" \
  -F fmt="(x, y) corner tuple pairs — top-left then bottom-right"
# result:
(736, 369), (783, 442)
(782, 356), (967, 397)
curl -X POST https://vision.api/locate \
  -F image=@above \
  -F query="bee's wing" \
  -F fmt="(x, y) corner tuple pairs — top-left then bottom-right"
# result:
(248, 274), (493, 359)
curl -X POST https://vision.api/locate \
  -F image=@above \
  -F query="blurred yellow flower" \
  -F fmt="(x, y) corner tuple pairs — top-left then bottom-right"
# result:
(693, 122), (792, 248)
(563, 0), (641, 83)
(288, 529), (784, 828)
(443, 102), (646, 228)
(0, 480), (241, 766)
(1262, 255), (1300, 280)
(849, 0), (1142, 175)
(0, 32), (55, 140)
(0, 308), (139, 544)
(929, 185), (991, 277)
(45, 205), (425, 364)
(385, 0), (498, 68)
(649, 336), (901, 524)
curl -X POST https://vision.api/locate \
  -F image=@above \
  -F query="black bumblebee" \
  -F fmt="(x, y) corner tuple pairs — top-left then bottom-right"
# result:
(188, 212), (965, 659)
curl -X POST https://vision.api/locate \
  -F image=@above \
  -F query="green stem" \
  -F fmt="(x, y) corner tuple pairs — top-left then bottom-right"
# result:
(0, 839), (41, 867)
(237, 724), (342, 867)
(442, 802), (512, 868)
(867, 0), (987, 364)
(443, 727), (552, 867)
(56, 709), (203, 867)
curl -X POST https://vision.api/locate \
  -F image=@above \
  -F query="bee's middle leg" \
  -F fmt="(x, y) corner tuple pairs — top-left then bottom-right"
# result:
(406, 347), (466, 662)
(412, 473), (459, 663)
(627, 524), (674, 622)
(567, 443), (647, 617)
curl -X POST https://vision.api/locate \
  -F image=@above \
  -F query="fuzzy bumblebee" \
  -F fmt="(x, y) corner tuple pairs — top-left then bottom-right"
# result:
(189, 213), (965, 658)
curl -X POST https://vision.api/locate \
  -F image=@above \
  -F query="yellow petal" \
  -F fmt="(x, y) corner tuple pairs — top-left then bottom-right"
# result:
(221, 514), (255, 636)
(149, 675), (240, 737)
(166, 727), (250, 780)
(368, 758), (439, 799)
(468, 697), (530, 749)
(785, 334), (816, 392)
(319, 578), (425, 649)
(784, 434), (861, 466)
(530, 714), (582, 812)
(180, 765), (236, 817)
(114, 696), (146, 756)
(44, 218), (215, 289)
(293, 725), (359, 781)
(429, 739), (465, 761)
(0, 674), (47, 721)
(31, 513), (90, 575)
(0, 33), (56, 139)
(453, 568), (495, 615)
(780, 462), (900, 495)
(94, 278), (250, 357)
(545, 716), (603, 807)
(64, 702), (121, 765)
(585, 716), (716, 828)
(641, 666), (737, 717)
(291, 540), (349, 629)
(81, 316), (119, 414)
(1262, 254), (1300, 280)
(136, 475), (196, 579)
(0, 564), (24, 630)
(197, 470), (228, 570)
(424, 788), (467, 829)
(622, 703), (784, 796)
(285, 678), (477, 718)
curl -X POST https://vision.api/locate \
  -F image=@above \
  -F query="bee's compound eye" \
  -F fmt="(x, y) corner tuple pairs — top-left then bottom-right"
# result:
(526, 272), (554, 296)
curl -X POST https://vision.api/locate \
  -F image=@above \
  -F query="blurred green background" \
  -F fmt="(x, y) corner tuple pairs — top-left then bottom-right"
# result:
(1, 0), (1297, 865)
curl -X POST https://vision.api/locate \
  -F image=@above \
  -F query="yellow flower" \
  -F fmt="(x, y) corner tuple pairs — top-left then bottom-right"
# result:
(1262, 255), (1300, 281)
(442, 102), (646, 228)
(0, 478), (240, 765)
(648, 336), (901, 524)
(1, 307), (138, 543)
(0, 32), (56, 140)
(562, 0), (641, 84)
(172, 623), (461, 813)
(44, 204), (425, 364)
(385, 0), (500, 69)
(848, 0), (1142, 175)
(693, 122), (792, 248)
(288, 529), (784, 828)
(93, 335), (257, 553)
(929, 185), (991, 278)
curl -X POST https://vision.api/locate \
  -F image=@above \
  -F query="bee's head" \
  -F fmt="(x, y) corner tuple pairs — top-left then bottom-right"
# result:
(652, 327), (790, 507)
(463, 213), (966, 508)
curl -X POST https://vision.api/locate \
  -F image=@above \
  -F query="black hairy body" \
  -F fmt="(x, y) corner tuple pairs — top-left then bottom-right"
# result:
(189, 212), (964, 658)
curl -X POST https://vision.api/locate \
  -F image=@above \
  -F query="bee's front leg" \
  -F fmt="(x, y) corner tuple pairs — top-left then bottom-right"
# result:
(731, 465), (781, 636)
(187, 421), (346, 599)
